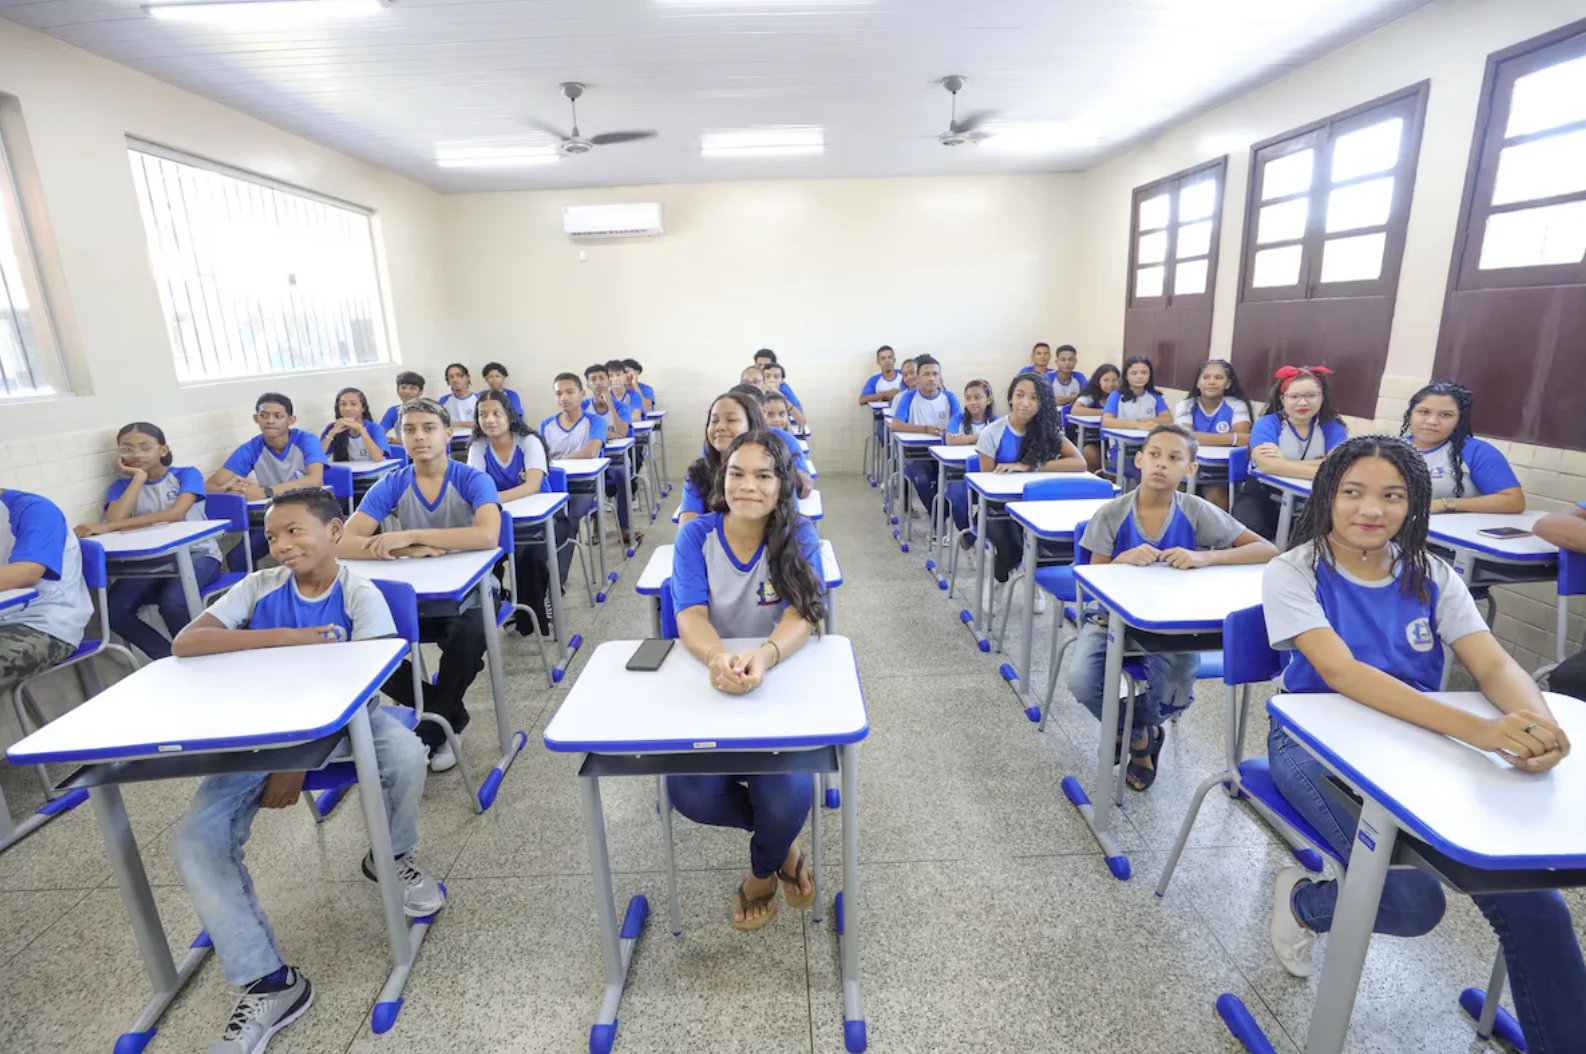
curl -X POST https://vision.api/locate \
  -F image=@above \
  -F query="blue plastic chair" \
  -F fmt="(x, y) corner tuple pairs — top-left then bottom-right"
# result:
(498, 508), (569, 685)
(1536, 548), (1585, 685)
(1228, 445), (1250, 485)
(988, 476), (1117, 653)
(199, 492), (252, 604)
(324, 464), (355, 516)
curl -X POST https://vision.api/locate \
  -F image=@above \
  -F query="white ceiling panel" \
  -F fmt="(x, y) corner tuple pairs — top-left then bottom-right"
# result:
(0, 0), (1433, 191)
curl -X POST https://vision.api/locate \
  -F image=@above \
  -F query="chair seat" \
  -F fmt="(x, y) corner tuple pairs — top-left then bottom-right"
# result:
(1195, 652), (1224, 681)
(300, 706), (417, 792)
(1237, 757), (1345, 867)
(61, 638), (105, 666)
(201, 571), (247, 600)
(1033, 566), (1077, 602)
(496, 600), (515, 628)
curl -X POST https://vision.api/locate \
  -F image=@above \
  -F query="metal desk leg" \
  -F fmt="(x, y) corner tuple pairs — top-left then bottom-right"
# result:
(826, 592), (836, 635)
(654, 421), (670, 497)
(620, 449), (637, 560)
(1060, 613), (1130, 879)
(1005, 525), (1040, 721)
(546, 518), (580, 684)
(591, 480), (612, 602)
(93, 784), (211, 1052)
(649, 598), (663, 639)
(838, 743), (867, 1052)
(1114, 439), (1126, 488)
(173, 545), (203, 622)
(580, 772), (646, 1054)
(654, 775), (682, 936)
(477, 578), (525, 811)
(1274, 491), (1295, 549)
(928, 460), (949, 588)
(967, 493), (990, 651)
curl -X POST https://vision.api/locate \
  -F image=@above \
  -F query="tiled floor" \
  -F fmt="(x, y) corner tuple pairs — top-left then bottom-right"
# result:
(0, 473), (1576, 1052)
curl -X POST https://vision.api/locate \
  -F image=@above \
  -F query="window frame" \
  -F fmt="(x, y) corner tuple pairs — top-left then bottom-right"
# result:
(1125, 156), (1227, 310)
(0, 96), (67, 401)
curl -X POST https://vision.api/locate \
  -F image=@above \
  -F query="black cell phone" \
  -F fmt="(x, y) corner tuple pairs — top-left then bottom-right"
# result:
(626, 639), (675, 672)
(1477, 527), (1532, 539)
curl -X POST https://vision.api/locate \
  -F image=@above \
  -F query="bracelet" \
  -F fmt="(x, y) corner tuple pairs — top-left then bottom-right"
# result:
(764, 638), (782, 667)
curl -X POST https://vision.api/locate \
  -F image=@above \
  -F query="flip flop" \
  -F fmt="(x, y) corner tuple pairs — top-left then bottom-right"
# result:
(732, 879), (778, 932)
(776, 847), (815, 911)
(1126, 725), (1165, 792)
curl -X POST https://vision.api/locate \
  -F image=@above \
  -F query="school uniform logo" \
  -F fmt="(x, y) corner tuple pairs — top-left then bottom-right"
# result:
(1214, 421), (1230, 433)
(1428, 465), (1445, 479)
(1405, 617), (1435, 652)
(756, 580), (781, 606)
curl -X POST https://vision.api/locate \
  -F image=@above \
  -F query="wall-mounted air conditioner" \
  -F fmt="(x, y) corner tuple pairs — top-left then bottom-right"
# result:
(562, 202), (663, 239)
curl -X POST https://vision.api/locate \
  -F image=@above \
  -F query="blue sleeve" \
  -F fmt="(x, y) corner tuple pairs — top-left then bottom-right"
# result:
(613, 398), (633, 424)
(893, 390), (915, 421)
(947, 392), (963, 433)
(366, 425), (391, 456)
(540, 414), (558, 435)
(670, 519), (711, 613)
(355, 472), (399, 523)
(294, 431), (329, 467)
(459, 466), (500, 508)
(1103, 391), (1122, 415)
(380, 406), (400, 432)
(222, 436), (261, 477)
(680, 477), (706, 515)
(105, 478), (129, 506)
(6, 494), (67, 580)
(780, 383), (803, 410)
(1074, 371), (1087, 388)
(861, 374), (879, 397)
(1154, 394), (1169, 414)
(588, 414), (609, 442)
(797, 518), (823, 584)
(508, 390), (523, 416)
(1464, 439), (1521, 494)
(1249, 416), (1280, 447)
(1322, 421), (1349, 452)
(175, 466), (206, 498)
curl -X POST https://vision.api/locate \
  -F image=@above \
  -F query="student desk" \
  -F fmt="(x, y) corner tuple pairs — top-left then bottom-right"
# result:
(1251, 471), (1313, 548)
(641, 409), (670, 494)
(798, 437), (810, 454)
(1066, 563), (1265, 878)
(95, 519), (229, 622)
(1425, 511), (1559, 586)
(347, 457), (401, 496)
(449, 425), (473, 460)
(865, 406), (888, 485)
(1187, 446), (1235, 498)
(500, 492), (581, 684)
(926, 445), (979, 588)
(806, 458), (820, 479)
(543, 636), (870, 1054)
(0, 587), (37, 611)
(602, 437), (643, 546)
(553, 457), (616, 602)
(340, 549), (524, 809)
(1218, 690), (1586, 1054)
(1070, 413), (1104, 452)
(628, 420), (664, 520)
(888, 433), (939, 551)
(635, 540), (844, 636)
(1100, 427), (1151, 492)
(1003, 498), (1118, 718)
(4, 640), (437, 1044)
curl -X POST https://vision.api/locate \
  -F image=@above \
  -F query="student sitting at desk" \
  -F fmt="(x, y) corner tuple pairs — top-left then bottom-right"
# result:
(1069, 363), (1120, 472)
(761, 390), (796, 434)
(730, 385), (814, 496)
(481, 361), (524, 417)
(439, 362), (479, 426)
(669, 430), (825, 931)
(542, 371), (608, 532)
(1174, 359), (1253, 510)
(1401, 380), (1524, 515)
(1099, 355), (1173, 431)
(1020, 341), (1055, 384)
(582, 361), (638, 546)
(74, 422), (222, 660)
(889, 354), (962, 520)
(339, 396), (502, 773)
(1066, 425), (1276, 790)
(607, 358), (648, 477)
(171, 489), (443, 1054)
(739, 364), (768, 395)
(1536, 503), (1586, 704)
(322, 386), (392, 463)
(858, 345), (904, 432)
(623, 358), (655, 413)
(0, 488), (91, 708)
(943, 379), (998, 547)
(1232, 365), (1350, 540)
(763, 362), (806, 429)
(379, 371), (425, 441)
(681, 391), (808, 527)
(1259, 437), (1584, 1049)
(1049, 344), (1086, 407)
(207, 393), (329, 572)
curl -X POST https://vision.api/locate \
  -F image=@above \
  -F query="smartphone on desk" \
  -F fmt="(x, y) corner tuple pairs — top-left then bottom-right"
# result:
(626, 639), (675, 672)
(1477, 527), (1532, 539)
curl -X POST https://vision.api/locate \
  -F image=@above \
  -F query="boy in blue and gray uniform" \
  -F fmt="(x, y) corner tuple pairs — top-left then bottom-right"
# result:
(380, 371), (426, 438)
(888, 354), (960, 516)
(582, 361), (639, 544)
(0, 488), (91, 707)
(208, 392), (329, 571)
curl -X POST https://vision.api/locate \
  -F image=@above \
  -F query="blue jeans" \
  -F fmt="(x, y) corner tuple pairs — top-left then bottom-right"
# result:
(1270, 723), (1586, 1052)
(603, 466), (632, 532)
(947, 481), (971, 535)
(903, 460), (938, 518)
(172, 706), (427, 986)
(106, 556), (222, 660)
(667, 773), (814, 879)
(1066, 619), (1197, 734)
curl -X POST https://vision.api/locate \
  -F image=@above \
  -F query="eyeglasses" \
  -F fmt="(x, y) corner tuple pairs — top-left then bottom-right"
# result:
(1283, 391), (1323, 403)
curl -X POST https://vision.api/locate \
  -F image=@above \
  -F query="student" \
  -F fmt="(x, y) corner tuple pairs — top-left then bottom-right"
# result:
(753, 348), (777, 371)
(858, 346), (904, 426)
(1048, 345), (1085, 407)
(1173, 359), (1253, 509)
(730, 385), (813, 497)
(379, 371), (425, 439)
(943, 379), (998, 549)
(469, 390), (564, 636)
(438, 363), (479, 427)
(889, 355), (962, 517)
(74, 423), (223, 660)
(340, 397), (501, 772)
(542, 371), (608, 534)
(1536, 504), (1586, 703)
(682, 392), (810, 527)
(170, 489), (443, 1054)
(1233, 365), (1350, 539)
(762, 363), (806, 429)
(481, 362), (524, 418)
(582, 362), (638, 546)
(1022, 342), (1055, 382)
(975, 374), (1087, 592)
(208, 393), (329, 571)
(322, 387), (393, 463)
(1068, 363), (1122, 470)
(607, 359), (644, 422)
(1099, 355), (1172, 430)
(1400, 381), (1524, 514)
(762, 391), (794, 433)
(1260, 437), (1584, 1050)
(739, 364), (767, 394)
(669, 430), (824, 931)
(623, 358), (655, 412)
(1066, 425), (1276, 789)
(0, 488), (92, 712)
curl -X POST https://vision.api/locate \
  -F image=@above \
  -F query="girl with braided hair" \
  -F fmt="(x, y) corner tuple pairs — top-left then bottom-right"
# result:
(1259, 436), (1584, 1050)
(1401, 380), (1525, 514)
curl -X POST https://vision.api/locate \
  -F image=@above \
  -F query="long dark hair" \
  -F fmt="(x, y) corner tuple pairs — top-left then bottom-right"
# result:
(116, 422), (173, 467)
(1007, 374), (1068, 469)
(959, 379), (996, 434)
(1293, 435), (1434, 604)
(1078, 363), (1120, 406)
(472, 389), (550, 470)
(686, 391), (767, 501)
(1260, 367), (1340, 425)
(1120, 355), (1161, 398)
(709, 430), (826, 631)
(1400, 381), (1474, 498)
(1190, 359), (1251, 414)
(328, 387), (374, 462)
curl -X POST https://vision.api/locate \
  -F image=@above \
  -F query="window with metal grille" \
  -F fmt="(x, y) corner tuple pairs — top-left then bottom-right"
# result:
(0, 103), (64, 400)
(128, 142), (391, 384)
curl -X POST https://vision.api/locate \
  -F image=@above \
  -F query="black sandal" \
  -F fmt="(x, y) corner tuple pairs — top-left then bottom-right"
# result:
(732, 879), (778, 932)
(1126, 726), (1165, 792)
(776, 846), (815, 911)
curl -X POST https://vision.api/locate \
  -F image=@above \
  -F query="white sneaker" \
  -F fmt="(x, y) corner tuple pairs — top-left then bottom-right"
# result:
(1033, 589), (1047, 615)
(362, 850), (447, 917)
(1269, 866), (1319, 977)
(429, 742), (457, 773)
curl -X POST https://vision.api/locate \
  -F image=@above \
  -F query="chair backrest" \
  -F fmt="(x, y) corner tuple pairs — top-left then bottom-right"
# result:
(391, 447), (409, 467)
(324, 464), (353, 504)
(371, 578), (420, 645)
(1560, 548), (1586, 598)
(77, 537), (107, 591)
(498, 507), (515, 554)
(202, 491), (249, 534)
(1222, 604), (1281, 686)
(658, 576), (679, 640)
(1229, 446), (1250, 485)
(1073, 519), (1093, 565)
(548, 466), (569, 493)
(1023, 475), (1116, 501)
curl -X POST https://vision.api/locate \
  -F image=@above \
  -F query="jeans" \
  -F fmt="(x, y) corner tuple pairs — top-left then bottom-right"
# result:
(1269, 723), (1586, 1053)
(105, 556), (222, 661)
(947, 481), (971, 535)
(1066, 619), (1197, 734)
(903, 460), (938, 520)
(380, 612), (487, 750)
(604, 466), (632, 532)
(1549, 651), (1586, 702)
(667, 773), (814, 879)
(172, 705), (427, 987)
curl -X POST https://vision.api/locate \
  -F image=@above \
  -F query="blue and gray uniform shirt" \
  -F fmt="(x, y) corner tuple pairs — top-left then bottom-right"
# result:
(540, 411), (609, 460)
(1102, 389), (1170, 421)
(1175, 397), (1252, 436)
(467, 435), (550, 494)
(1408, 436), (1520, 501)
(1249, 415), (1348, 462)
(1080, 490), (1246, 558)
(208, 564), (396, 640)
(222, 429), (328, 489)
(0, 490), (91, 648)
(892, 389), (963, 433)
(670, 512), (824, 639)
(104, 466), (223, 566)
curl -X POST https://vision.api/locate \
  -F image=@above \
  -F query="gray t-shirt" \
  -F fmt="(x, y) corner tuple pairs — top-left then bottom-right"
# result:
(208, 564), (397, 640)
(1079, 490), (1246, 556)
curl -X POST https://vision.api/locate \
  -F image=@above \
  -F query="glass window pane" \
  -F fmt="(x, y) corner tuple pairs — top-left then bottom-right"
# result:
(1174, 258), (1209, 296)
(1178, 179), (1216, 222)
(0, 134), (58, 398)
(1257, 198), (1309, 244)
(1491, 129), (1586, 206)
(1135, 265), (1165, 299)
(1251, 245), (1304, 288)
(1262, 148), (1314, 201)
(1176, 219), (1212, 258)
(1138, 193), (1170, 231)
(1506, 53), (1586, 138)
(1478, 201), (1586, 270)
(1319, 232), (1386, 283)
(1137, 230), (1168, 265)
(1330, 118), (1404, 183)
(1325, 176), (1395, 233)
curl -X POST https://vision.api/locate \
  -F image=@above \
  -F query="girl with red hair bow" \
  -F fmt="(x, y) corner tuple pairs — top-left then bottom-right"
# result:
(1232, 365), (1349, 540)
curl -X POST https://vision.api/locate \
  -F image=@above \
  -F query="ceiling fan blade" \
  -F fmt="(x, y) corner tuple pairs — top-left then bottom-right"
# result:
(589, 130), (657, 146)
(951, 110), (997, 135)
(526, 118), (571, 141)
(965, 130), (994, 141)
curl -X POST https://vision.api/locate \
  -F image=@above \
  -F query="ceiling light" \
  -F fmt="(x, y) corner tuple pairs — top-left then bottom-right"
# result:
(701, 126), (824, 158)
(978, 122), (1103, 153)
(144, 0), (386, 23)
(434, 144), (560, 169)
(655, 0), (868, 7)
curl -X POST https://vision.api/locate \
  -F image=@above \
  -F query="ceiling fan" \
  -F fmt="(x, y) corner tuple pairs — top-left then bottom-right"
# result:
(935, 75), (996, 147)
(529, 82), (657, 157)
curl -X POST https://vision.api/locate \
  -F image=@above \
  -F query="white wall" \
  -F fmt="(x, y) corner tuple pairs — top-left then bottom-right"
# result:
(439, 174), (1083, 474)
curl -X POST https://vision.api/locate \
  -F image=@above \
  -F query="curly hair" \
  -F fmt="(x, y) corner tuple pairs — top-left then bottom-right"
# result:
(1292, 435), (1434, 605)
(708, 430), (826, 632)
(1401, 381), (1475, 498)
(471, 389), (550, 471)
(1006, 374), (1069, 468)
(1190, 359), (1253, 417)
(327, 387), (375, 462)
(685, 391), (767, 504)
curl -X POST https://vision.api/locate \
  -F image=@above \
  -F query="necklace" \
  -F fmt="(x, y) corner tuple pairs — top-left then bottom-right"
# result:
(1328, 533), (1390, 564)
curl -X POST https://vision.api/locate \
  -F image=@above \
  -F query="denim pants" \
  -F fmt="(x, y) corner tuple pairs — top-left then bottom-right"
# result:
(903, 459), (938, 519)
(603, 466), (632, 531)
(667, 773), (814, 879)
(1066, 619), (1197, 734)
(105, 556), (222, 661)
(947, 481), (971, 535)
(1269, 722), (1586, 1052)
(172, 706), (427, 987)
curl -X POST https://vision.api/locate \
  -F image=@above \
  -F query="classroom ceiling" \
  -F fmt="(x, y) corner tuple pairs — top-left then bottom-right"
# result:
(0, 0), (1433, 193)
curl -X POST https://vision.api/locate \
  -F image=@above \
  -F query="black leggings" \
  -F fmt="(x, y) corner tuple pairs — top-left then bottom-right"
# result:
(1551, 652), (1586, 702)
(1232, 482), (1282, 542)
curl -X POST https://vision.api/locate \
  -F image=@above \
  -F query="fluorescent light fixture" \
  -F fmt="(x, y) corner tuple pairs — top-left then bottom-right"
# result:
(434, 143), (560, 169)
(656, 0), (868, 6)
(701, 126), (824, 158)
(979, 122), (1103, 153)
(144, 0), (385, 22)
